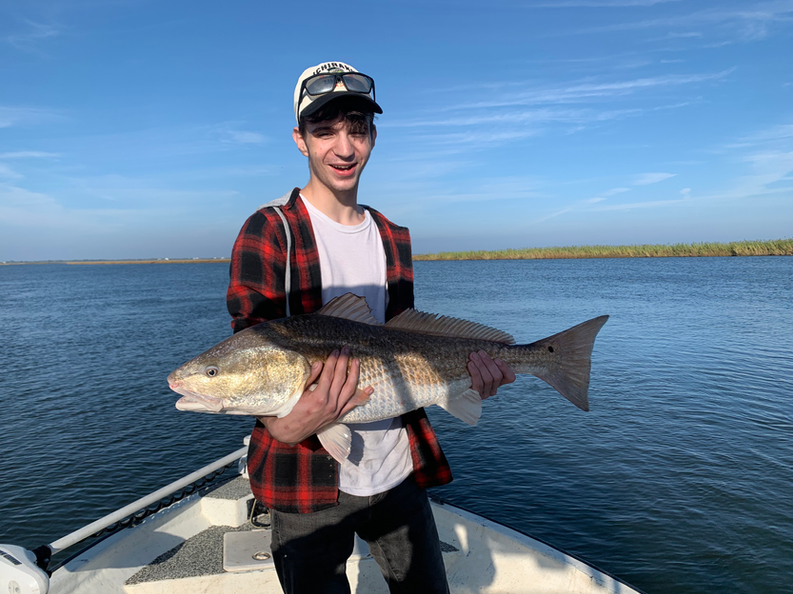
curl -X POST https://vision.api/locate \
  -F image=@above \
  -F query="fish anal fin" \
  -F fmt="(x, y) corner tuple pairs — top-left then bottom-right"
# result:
(317, 293), (382, 326)
(437, 389), (483, 426)
(317, 423), (352, 463)
(386, 310), (515, 344)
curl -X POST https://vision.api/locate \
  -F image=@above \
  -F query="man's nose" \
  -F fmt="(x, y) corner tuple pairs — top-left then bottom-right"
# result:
(333, 132), (354, 158)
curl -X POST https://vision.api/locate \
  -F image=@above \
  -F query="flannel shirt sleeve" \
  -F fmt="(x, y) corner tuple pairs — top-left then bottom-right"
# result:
(227, 210), (288, 333)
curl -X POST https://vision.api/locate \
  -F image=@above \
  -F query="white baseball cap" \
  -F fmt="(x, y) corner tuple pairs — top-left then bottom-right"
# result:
(293, 61), (383, 124)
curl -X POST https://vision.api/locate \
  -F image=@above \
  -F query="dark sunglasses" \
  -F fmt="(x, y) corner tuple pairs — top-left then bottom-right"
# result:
(299, 72), (376, 102)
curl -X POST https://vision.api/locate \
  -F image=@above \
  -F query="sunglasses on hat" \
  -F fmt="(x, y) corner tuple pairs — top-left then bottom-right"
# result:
(299, 72), (376, 103)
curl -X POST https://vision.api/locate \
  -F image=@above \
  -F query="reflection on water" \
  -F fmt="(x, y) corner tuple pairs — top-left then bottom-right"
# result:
(1, 257), (791, 594)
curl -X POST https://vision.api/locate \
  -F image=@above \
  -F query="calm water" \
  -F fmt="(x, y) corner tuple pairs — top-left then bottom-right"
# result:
(1, 258), (791, 594)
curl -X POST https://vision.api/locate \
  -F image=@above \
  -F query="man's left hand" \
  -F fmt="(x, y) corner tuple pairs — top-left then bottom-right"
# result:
(468, 351), (516, 400)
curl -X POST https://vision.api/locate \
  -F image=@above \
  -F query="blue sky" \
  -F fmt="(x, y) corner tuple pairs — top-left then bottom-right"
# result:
(1, 0), (791, 261)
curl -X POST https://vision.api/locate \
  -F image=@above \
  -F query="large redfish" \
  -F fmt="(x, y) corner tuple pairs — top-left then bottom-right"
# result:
(168, 294), (608, 462)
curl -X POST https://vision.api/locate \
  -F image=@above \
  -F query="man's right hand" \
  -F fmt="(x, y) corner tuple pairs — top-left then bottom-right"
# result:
(258, 346), (372, 444)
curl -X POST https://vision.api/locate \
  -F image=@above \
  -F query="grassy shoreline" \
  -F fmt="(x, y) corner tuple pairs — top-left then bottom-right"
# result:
(2, 239), (791, 265)
(413, 239), (793, 261)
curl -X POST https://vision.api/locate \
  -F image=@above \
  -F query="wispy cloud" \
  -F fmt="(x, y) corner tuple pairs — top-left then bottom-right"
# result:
(531, 0), (683, 7)
(387, 80), (704, 157)
(391, 106), (648, 128)
(726, 123), (793, 149)
(437, 71), (730, 110)
(211, 122), (268, 145)
(564, 1), (793, 44)
(59, 174), (240, 207)
(677, 153), (793, 205)
(373, 175), (546, 214)
(218, 130), (267, 144)
(0, 151), (61, 158)
(737, 150), (793, 190)
(0, 105), (63, 128)
(407, 129), (542, 149)
(633, 172), (677, 185)
(0, 184), (53, 209)
(601, 187), (632, 196)
(392, 102), (697, 134)
(594, 198), (685, 211)
(0, 164), (23, 179)
(576, 173), (676, 206)
(649, 31), (705, 42)
(5, 19), (61, 52)
(381, 68), (714, 157)
(532, 206), (575, 223)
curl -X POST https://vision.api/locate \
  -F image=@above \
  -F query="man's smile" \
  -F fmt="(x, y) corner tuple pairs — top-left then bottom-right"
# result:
(329, 163), (357, 175)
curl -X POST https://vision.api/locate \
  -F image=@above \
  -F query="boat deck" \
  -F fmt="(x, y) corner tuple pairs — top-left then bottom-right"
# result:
(120, 475), (464, 593)
(49, 472), (641, 594)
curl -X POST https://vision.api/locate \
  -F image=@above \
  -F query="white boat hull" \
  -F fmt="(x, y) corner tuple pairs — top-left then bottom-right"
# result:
(42, 472), (641, 594)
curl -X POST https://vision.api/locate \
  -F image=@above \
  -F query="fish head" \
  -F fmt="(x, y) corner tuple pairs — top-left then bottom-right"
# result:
(167, 331), (312, 415)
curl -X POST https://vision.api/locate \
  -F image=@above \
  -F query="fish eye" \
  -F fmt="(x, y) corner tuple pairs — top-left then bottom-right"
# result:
(205, 366), (219, 377)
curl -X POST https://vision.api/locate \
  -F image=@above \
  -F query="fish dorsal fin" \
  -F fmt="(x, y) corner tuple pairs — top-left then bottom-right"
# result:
(385, 309), (515, 344)
(316, 293), (382, 326)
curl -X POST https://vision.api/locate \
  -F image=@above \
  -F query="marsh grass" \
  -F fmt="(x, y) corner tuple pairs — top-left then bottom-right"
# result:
(414, 239), (793, 261)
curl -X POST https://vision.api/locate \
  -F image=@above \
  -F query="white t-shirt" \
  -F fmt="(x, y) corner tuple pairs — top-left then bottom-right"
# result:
(301, 196), (413, 496)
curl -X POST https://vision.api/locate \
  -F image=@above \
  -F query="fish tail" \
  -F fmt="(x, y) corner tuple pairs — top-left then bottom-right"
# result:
(513, 315), (609, 411)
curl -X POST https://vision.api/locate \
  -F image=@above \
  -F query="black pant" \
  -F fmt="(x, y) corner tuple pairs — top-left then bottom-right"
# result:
(270, 476), (450, 594)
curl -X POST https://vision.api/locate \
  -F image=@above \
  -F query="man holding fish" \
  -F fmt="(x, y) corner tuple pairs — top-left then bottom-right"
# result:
(226, 61), (515, 593)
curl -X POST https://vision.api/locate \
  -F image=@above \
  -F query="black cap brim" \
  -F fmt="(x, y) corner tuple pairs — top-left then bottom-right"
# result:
(300, 92), (383, 120)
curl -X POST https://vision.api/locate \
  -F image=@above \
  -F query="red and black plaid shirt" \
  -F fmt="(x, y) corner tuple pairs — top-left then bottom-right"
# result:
(227, 188), (452, 513)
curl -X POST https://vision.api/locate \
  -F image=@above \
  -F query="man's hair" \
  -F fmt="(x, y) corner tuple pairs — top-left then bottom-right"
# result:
(298, 96), (376, 138)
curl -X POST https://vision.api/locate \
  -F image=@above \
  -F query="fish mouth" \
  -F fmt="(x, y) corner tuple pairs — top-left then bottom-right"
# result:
(169, 382), (224, 413)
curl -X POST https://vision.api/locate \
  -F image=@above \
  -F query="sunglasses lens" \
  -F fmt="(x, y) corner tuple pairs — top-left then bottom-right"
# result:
(305, 75), (337, 95)
(343, 74), (372, 94)
(303, 73), (374, 102)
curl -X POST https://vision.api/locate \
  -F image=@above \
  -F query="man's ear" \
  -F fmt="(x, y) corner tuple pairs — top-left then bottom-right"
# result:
(293, 127), (309, 157)
(371, 124), (377, 149)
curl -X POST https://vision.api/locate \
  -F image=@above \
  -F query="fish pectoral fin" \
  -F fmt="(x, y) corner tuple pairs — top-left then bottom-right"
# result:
(438, 389), (483, 426)
(351, 388), (371, 406)
(317, 424), (352, 463)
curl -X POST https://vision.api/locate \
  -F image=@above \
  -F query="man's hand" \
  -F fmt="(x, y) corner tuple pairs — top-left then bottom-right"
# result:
(258, 347), (372, 444)
(468, 351), (516, 400)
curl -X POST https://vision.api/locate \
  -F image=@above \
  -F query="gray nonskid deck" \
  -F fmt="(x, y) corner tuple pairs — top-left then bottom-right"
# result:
(125, 524), (257, 585)
(126, 475), (259, 585)
(200, 474), (254, 500)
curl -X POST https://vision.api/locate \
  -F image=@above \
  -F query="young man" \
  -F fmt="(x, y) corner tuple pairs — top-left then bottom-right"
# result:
(227, 61), (515, 594)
